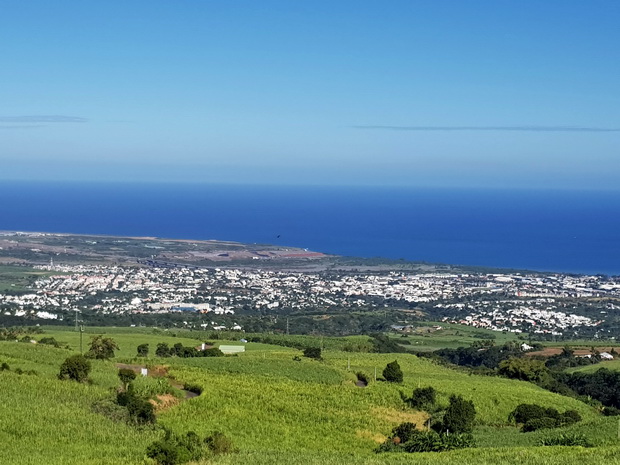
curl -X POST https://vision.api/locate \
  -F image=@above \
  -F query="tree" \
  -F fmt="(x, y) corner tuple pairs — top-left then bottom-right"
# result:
(156, 342), (171, 357)
(441, 395), (476, 434)
(86, 335), (119, 360)
(137, 343), (149, 357)
(383, 360), (403, 383)
(172, 343), (184, 357)
(58, 354), (91, 382)
(118, 368), (136, 390)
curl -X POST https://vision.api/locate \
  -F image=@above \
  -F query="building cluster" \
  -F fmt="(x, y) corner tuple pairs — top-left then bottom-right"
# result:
(1, 264), (618, 335)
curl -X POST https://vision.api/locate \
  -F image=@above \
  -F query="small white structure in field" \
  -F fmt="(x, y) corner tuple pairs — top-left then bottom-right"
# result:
(600, 352), (614, 360)
(219, 345), (245, 355)
(141, 368), (148, 377)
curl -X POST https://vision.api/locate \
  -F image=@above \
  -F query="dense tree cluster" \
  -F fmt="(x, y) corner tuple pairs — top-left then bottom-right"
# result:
(155, 342), (223, 358)
(560, 368), (620, 408)
(498, 357), (551, 384)
(432, 341), (522, 369)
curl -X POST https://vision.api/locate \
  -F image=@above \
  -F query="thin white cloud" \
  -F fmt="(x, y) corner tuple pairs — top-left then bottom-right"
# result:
(0, 125), (45, 129)
(0, 115), (87, 123)
(354, 125), (620, 133)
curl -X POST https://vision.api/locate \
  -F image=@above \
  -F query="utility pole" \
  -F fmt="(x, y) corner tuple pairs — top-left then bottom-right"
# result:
(74, 310), (80, 331)
(374, 366), (377, 382)
(286, 318), (289, 335)
(79, 325), (84, 354)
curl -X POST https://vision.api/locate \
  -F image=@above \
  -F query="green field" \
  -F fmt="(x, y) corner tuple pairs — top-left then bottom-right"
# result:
(0, 265), (59, 291)
(566, 359), (620, 374)
(1, 327), (620, 465)
(388, 322), (521, 352)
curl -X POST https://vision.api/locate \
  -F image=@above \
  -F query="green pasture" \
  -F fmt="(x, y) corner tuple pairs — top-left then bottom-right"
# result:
(0, 265), (58, 291)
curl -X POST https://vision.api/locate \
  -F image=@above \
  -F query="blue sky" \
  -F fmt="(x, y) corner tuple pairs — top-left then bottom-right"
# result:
(1, 1), (619, 188)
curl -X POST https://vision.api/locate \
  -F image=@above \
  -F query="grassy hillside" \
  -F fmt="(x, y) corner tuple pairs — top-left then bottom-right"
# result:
(1, 328), (618, 465)
(566, 359), (620, 374)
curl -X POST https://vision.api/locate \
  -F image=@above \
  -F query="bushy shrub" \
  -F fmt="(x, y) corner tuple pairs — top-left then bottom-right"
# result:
(377, 422), (474, 454)
(383, 360), (403, 383)
(603, 406), (620, 416)
(394, 431), (474, 453)
(406, 386), (437, 410)
(522, 417), (559, 432)
(401, 430), (444, 452)
(303, 347), (322, 360)
(0, 362), (10, 371)
(441, 433), (476, 450)
(126, 395), (156, 425)
(116, 384), (156, 425)
(91, 398), (130, 423)
(146, 430), (204, 465)
(202, 347), (223, 357)
(39, 337), (61, 347)
(509, 404), (547, 424)
(391, 422), (417, 443)
(539, 433), (593, 447)
(559, 409), (581, 426)
(156, 343), (171, 357)
(58, 354), (91, 382)
(204, 431), (234, 455)
(137, 343), (149, 357)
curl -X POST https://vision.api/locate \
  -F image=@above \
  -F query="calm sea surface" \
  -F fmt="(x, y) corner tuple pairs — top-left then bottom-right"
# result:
(1, 181), (619, 275)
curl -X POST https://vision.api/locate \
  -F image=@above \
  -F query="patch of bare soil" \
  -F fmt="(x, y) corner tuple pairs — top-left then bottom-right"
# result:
(150, 394), (181, 413)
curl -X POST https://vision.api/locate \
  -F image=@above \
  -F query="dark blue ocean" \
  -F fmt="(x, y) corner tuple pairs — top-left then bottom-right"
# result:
(1, 181), (619, 275)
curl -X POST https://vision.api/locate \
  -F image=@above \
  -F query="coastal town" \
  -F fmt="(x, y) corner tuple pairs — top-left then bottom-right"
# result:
(1, 262), (619, 337)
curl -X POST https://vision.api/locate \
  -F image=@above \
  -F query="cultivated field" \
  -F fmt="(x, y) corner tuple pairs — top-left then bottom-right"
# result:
(1, 327), (619, 464)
